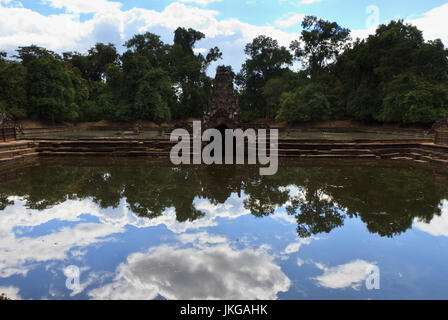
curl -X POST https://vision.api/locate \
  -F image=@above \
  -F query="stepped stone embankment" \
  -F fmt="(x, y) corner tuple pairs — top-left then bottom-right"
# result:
(0, 140), (39, 165)
(0, 138), (448, 167)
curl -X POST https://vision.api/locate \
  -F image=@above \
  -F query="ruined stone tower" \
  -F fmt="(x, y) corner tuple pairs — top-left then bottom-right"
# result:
(203, 66), (241, 129)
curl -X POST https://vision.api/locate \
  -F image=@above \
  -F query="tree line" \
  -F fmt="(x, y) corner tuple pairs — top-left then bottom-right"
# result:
(0, 27), (221, 124)
(1, 17), (447, 125)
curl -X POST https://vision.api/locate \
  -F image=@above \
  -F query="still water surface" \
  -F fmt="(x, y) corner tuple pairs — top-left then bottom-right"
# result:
(0, 159), (448, 300)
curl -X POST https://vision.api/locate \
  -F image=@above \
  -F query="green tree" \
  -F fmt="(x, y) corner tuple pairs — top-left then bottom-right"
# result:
(18, 46), (79, 122)
(236, 35), (293, 120)
(63, 43), (119, 121)
(170, 27), (222, 119)
(133, 69), (172, 124)
(0, 52), (27, 119)
(291, 16), (351, 80)
(15, 45), (60, 67)
(334, 20), (448, 124)
(262, 71), (300, 119)
(102, 32), (182, 122)
(124, 33), (170, 70)
(276, 82), (331, 122)
(64, 43), (119, 82)
(379, 73), (448, 123)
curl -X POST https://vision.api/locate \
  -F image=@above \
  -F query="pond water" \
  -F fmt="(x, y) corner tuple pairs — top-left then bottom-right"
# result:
(0, 159), (448, 300)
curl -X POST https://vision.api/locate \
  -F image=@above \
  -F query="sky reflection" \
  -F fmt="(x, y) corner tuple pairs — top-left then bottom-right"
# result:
(0, 160), (448, 299)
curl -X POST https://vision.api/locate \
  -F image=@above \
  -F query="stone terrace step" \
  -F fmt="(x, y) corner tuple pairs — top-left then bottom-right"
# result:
(0, 141), (36, 151)
(279, 154), (378, 159)
(0, 152), (39, 164)
(37, 146), (150, 153)
(38, 151), (172, 157)
(275, 149), (375, 156)
(2, 138), (448, 168)
(0, 147), (37, 159)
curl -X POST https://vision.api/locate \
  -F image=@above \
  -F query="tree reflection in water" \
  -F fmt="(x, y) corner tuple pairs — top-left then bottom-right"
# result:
(0, 159), (447, 238)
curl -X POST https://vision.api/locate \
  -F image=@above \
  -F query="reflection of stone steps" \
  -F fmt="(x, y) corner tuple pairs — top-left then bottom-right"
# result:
(1, 138), (448, 167)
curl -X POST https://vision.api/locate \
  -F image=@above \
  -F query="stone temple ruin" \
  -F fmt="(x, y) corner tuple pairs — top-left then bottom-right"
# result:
(0, 113), (19, 142)
(203, 66), (241, 130)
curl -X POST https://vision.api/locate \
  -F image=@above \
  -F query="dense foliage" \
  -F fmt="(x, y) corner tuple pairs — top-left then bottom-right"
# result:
(240, 18), (448, 124)
(1, 18), (447, 125)
(0, 28), (222, 124)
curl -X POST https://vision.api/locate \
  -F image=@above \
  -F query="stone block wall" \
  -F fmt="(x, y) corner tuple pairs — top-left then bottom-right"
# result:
(1, 127), (16, 142)
(436, 130), (448, 145)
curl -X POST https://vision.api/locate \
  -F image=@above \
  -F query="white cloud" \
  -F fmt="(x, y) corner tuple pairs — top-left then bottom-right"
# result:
(213, 17), (297, 46)
(42, 0), (122, 14)
(0, 6), (94, 51)
(271, 210), (297, 224)
(0, 190), (256, 278)
(414, 200), (448, 237)
(193, 47), (208, 54)
(406, 3), (448, 45)
(0, 184), (292, 298)
(300, 0), (321, 4)
(283, 238), (311, 254)
(0, 219), (124, 278)
(179, 0), (222, 5)
(89, 241), (291, 300)
(0, 286), (22, 300)
(125, 3), (221, 33)
(350, 27), (376, 41)
(350, 3), (448, 46)
(313, 259), (377, 290)
(178, 231), (227, 246)
(274, 13), (305, 29)
(0, 1), (298, 71)
(0, 1), (446, 82)
(64, 269), (107, 297)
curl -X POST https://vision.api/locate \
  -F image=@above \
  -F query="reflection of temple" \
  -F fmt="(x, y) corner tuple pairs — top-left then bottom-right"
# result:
(203, 66), (241, 130)
(196, 166), (246, 203)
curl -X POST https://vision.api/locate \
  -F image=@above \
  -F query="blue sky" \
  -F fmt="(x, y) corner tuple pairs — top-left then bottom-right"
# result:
(1, 0), (447, 72)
